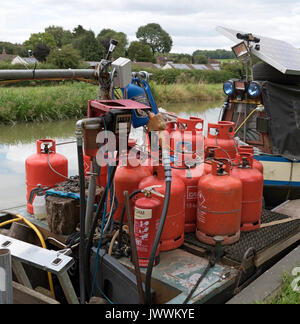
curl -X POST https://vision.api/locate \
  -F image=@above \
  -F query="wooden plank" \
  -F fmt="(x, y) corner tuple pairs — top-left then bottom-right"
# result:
(13, 282), (59, 304)
(255, 231), (300, 267)
(260, 217), (298, 228)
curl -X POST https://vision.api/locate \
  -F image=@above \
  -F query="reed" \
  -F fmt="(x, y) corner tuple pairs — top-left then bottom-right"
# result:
(0, 81), (224, 124)
(0, 82), (98, 124)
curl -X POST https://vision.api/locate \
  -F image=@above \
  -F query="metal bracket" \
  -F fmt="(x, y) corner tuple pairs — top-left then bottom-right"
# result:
(0, 234), (78, 304)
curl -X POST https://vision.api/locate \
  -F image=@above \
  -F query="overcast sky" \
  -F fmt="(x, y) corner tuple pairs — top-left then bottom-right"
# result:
(1, 0), (300, 54)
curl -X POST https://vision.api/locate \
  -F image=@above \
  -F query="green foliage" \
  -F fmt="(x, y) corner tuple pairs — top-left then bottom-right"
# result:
(0, 42), (27, 56)
(45, 26), (74, 47)
(127, 41), (154, 62)
(258, 273), (300, 305)
(151, 69), (233, 84)
(221, 61), (244, 78)
(33, 43), (50, 62)
(193, 54), (208, 64)
(193, 49), (235, 60)
(0, 61), (58, 70)
(136, 23), (173, 54)
(24, 32), (56, 51)
(46, 44), (82, 69)
(167, 53), (192, 64)
(0, 82), (98, 124)
(97, 29), (128, 59)
(72, 29), (103, 61)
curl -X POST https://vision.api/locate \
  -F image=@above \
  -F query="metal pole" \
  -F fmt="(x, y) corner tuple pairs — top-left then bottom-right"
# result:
(0, 249), (13, 304)
(124, 191), (145, 304)
(0, 69), (96, 81)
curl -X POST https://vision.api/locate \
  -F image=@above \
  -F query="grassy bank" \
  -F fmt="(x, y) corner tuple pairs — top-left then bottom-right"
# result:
(257, 273), (300, 304)
(0, 81), (224, 124)
(0, 82), (98, 124)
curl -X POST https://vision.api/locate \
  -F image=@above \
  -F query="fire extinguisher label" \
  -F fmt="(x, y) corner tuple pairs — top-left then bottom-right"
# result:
(134, 207), (152, 220)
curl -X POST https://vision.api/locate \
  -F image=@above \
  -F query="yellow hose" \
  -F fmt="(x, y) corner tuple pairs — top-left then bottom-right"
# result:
(235, 107), (258, 135)
(0, 213), (56, 299)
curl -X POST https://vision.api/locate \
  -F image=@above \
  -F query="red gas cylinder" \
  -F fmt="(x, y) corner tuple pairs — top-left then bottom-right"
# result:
(231, 153), (264, 232)
(196, 161), (242, 245)
(172, 152), (205, 233)
(134, 194), (162, 268)
(114, 156), (152, 223)
(203, 145), (221, 175)
(205, 121), (237, 160)
(26, 139), (68, 214)
(169, 117), (204, 155)
(138, 164), (186, 251)
(238, 145), (264, 174)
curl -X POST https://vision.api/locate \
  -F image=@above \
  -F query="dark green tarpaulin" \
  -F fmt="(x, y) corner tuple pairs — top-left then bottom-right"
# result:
(262, 81), (300, 161)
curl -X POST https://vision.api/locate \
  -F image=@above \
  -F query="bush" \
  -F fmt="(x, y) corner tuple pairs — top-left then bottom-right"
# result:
(46, 44), (82, 69)
(150, 69), (233, 84)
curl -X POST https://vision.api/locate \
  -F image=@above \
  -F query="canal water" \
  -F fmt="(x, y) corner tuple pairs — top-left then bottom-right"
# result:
(0, 100), (222, 210)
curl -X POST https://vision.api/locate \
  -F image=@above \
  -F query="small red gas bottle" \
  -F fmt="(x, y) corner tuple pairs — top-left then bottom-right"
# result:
(196, 160), (242, 245)
(231, 153), (264, 232)
(138, 164), (186, 251)
(114, 156), (152, 223)
(238, 145), (264, 174)
(25, 139), (68, 214)
(134, 194), (162, 268)
(172, 152), (205, 233)
(205, 121), (237, 160)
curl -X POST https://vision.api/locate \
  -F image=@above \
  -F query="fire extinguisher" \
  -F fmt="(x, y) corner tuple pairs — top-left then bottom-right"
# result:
(134, 190), (163, 268)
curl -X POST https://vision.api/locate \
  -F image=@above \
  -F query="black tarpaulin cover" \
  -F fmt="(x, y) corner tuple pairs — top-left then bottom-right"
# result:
(262, 81), (300, 161)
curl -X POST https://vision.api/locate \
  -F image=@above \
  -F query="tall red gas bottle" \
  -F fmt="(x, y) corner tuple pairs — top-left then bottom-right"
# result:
(196, 161), (242, 245)
(169, 117), (204, 155)
(205, 121), (237, 160)
(138, 164), (186, 251)
(26, 139), (68, 214)
(113, 156), (152, 223)
(134, 194), (162, 268)
(172, 152), (205, 233)
(231, 153), (264, 232)
(238, 145), (264, 174)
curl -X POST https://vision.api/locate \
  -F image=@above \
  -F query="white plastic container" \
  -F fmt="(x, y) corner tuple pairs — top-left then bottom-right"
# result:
(32, 192), (47, 220)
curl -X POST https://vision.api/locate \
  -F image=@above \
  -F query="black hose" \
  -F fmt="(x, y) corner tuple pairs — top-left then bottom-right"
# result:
(84, 164), (118, 299)
(117, 190), (143, 251)
(145, 161), (172, 305)
(77, 139), (86, 304)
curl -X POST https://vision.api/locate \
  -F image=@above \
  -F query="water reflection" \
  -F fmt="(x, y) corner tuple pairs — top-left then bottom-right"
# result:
(0, 102), (221, 209)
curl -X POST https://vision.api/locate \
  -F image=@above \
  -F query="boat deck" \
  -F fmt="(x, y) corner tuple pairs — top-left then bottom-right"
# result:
(0, 204), (299, 304)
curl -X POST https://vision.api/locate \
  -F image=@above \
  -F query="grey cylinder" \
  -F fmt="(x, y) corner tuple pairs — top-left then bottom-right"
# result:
(0, 249), (13, 304)
(0, 69), (96, 81)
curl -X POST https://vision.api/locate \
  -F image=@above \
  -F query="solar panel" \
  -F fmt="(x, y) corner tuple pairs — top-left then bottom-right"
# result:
(191, 64), (208, 70)
(216, 26), (300, 75)
(172, 64), (191, 70)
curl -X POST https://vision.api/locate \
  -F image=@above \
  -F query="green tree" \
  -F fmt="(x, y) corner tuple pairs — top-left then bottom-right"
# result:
(33, 43), (50, 62)
(72, 29), (103, 61)
(193, 54), (208, 64)
(46, 44), (81, 68)
(45, 26), (73, 47)
(127, 41), (154, 62)
(193, 49), (235, 60)
(24, 32), (56, 51)
(136, 23), (173, 54)
(97, 29), (128, 59)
